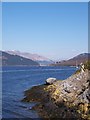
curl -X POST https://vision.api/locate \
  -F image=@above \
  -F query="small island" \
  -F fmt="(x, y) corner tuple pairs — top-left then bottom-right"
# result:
(22, 62), (90, 120)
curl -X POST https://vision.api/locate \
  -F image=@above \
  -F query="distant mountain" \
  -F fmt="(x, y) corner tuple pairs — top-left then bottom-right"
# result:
(0, 51), (39, 66)
(5, 50), (54, 66)
(52, 53), (90, 66)
(5, 50), (50, 61)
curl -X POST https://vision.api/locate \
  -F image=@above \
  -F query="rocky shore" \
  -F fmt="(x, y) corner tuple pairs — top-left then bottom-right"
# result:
(22, 69), (90, 120)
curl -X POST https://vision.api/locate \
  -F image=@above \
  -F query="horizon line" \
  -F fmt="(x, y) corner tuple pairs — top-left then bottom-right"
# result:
(1, 49), (89, 61)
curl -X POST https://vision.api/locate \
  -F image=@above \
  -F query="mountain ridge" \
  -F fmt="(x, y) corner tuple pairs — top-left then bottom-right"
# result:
(1, 51), (90, 66)
(0, 51), (39, 66)
(4, 50), (54, 66)
(5, 50), (51, 61)
(52, 53), (90, 66)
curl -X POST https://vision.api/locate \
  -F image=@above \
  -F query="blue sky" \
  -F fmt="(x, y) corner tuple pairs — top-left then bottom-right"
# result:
(0, 2), (2, 50)
(2, 2), (88, 60)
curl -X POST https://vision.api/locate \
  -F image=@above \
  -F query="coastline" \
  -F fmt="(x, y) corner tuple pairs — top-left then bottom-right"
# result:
(22, 70), (90, 119)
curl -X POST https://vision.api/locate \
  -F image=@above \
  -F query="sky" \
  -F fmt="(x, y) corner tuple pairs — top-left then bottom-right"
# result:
(0, 2), (2, 50)
(1, 0), (89, 2)
(2, 2), (88, 60)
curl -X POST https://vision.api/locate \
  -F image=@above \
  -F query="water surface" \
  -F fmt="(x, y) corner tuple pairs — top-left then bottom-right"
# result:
(2, 66), (77, 119)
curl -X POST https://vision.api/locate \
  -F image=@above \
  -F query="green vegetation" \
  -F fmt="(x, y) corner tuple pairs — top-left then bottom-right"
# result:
(75, 61), (90, 74)
(74, 69), (81, 74)
(84, 61), (90, 70)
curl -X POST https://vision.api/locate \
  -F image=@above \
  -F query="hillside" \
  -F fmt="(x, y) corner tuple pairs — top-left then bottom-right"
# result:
(0, 51), (39, 66)
(52, 53), (90, 66)
(5, 50), (54, 66)
(5, 50), (49, 61)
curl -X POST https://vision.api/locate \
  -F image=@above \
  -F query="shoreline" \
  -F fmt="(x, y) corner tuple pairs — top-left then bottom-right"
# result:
(22, 70), (90, 119)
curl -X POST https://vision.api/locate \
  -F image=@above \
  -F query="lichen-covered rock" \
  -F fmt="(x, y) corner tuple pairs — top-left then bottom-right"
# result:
(22, 70), (90, 120)
(49, 70), (90, 119)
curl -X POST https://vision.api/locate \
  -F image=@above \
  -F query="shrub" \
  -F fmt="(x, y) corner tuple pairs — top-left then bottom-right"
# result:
(84, 61), (90, 70)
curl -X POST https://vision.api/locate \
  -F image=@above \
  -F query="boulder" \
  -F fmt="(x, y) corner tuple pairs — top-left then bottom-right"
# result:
(46, 78), (57, 85)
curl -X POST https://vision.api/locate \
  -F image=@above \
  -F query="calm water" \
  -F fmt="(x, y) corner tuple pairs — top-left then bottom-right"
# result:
(2, 66), (77, 119)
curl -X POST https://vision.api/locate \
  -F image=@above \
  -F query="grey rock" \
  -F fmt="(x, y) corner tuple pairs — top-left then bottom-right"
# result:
(46, 78), (57, 85)
(53, 70), (90, 105)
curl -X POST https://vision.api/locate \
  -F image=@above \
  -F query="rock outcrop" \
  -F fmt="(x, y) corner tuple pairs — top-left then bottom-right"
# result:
(22, 70), (90, 119)
(46, 78), (57, 85)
